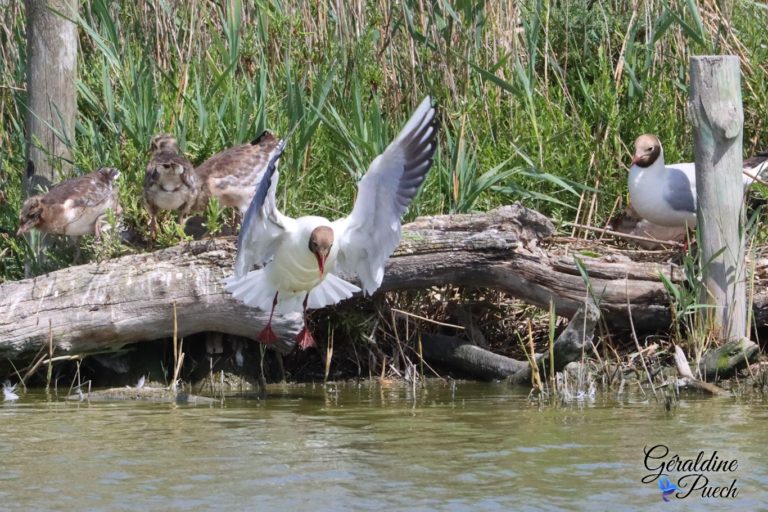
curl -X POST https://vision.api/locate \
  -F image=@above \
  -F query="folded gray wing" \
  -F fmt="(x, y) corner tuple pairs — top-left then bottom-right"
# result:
(233, 139), (288, 277)
(334, 96), (439, 294)
(663, 165), (696, 213)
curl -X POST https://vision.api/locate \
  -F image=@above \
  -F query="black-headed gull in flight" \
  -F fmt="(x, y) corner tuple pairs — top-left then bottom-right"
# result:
(225, 96), (439, 349)
(629, 134), (767, 227)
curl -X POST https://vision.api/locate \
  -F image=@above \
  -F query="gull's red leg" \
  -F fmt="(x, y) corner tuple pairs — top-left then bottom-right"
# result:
(295, 293), (315, 350)
(257, 291), (279, 345)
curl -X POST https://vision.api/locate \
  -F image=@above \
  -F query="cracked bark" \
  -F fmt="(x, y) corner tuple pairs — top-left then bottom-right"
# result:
(2, 204), (766, 371)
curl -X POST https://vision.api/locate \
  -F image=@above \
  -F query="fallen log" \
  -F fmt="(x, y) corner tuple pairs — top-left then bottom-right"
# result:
(0, 241), (302, 358)
(508, 299), (601, 386)
(68, 384), (219, 404)
(420, 333), (529, 380)
(1, 203), (766, 363)
(671, 345), (731, 396)
(420, 299), (600, 382)
(698, 338), (759, 380)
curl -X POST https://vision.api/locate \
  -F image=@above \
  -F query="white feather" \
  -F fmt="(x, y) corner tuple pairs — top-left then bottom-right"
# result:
(334, 96), (438, 294)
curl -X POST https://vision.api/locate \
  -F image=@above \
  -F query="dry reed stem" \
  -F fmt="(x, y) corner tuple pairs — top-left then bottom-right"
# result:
(563, 222), (686, 248)
(626, 281), (657, 400)
(46, 319), (53, 391)
(391, 308), (465, 330)
(170, 301), (184, 391)
(324, 326), (334, 382)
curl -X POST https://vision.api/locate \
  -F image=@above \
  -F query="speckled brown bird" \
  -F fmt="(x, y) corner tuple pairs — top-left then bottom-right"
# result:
(191, 130), (282, 216)
(143, 131), (281, 236)
(143, 134), (198, 238)
(17, 167), (121, 260)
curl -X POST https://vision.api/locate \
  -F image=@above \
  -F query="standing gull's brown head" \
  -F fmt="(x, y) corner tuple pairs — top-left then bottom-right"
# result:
(308, 226), (334, 276)
(631, 134), (662, 168)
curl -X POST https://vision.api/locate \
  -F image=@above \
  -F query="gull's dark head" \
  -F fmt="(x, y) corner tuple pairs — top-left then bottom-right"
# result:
(17, 196), (44, 236)
(308, 226), (334, 276)
(631, 134), (662, 168)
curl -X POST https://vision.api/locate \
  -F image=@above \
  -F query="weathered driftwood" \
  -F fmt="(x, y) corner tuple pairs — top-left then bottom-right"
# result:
(0, 241), (303, 357)
(508, 299), (601, 386)
(690, 55), (747, 342)
(672, 345), (730, 396)
(698, 338), (759, 381)
(420, 333), (529, 380)
(1, 203), (767, 365)
(420, 300), (599, 383)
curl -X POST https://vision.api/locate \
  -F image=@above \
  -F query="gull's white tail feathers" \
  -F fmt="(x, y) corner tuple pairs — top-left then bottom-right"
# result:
(224, 271), (360, 314)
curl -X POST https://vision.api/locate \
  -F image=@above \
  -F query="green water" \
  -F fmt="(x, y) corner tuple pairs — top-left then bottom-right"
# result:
(1, 382), (766, 511)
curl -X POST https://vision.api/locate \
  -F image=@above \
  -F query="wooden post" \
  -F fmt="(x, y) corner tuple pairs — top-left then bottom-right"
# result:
(689, 56), (746, 342)
(23, 0), (79, 275)
(23, 0), (78, 193)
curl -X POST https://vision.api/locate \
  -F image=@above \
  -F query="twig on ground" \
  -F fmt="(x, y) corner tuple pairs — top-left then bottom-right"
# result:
(564, 222), (685, 248)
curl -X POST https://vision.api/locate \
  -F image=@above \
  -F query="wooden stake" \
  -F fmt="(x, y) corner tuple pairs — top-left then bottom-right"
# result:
(689, 56), (747, 342)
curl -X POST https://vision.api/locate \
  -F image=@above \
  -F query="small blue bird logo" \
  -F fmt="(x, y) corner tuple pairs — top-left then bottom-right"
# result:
(659, 477), (678, 502)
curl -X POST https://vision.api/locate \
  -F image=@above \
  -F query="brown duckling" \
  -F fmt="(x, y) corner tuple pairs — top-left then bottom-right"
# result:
(192, 130), (283, 217)
(144, 131), (281, 237)
(17, 167), (121, 260)
(143, 134), (198, 239)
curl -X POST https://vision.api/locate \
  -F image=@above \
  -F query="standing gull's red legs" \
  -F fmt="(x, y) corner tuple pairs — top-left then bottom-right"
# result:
(257, 292), (279, 344)
(295, 293), (316, 350)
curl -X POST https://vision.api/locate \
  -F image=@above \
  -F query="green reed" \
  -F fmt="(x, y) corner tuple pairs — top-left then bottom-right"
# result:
(0, 0), (767, 282)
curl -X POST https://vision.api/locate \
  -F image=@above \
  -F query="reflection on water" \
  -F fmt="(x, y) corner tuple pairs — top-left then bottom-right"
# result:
(1, 382), (766, 511)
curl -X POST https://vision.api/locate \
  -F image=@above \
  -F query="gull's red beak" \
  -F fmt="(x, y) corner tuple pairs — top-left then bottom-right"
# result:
(630, 154), (640, 167)
(315, 253), (327, 277)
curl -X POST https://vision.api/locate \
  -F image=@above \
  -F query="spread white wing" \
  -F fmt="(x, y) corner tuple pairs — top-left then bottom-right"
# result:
(333, 96), (438, 294)
(232, 139), (290, 278)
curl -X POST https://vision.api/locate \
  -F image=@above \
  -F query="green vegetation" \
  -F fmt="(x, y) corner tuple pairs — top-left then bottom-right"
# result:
(1, 0), (767, 285)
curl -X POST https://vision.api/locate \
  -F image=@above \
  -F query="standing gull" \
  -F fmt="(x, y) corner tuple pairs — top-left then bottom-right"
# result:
(226, 97), (439, 349)
(628, 134), (767, 228)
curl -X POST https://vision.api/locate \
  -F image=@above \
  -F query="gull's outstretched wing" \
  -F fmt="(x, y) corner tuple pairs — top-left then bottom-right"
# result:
(333, 96), (438, 294)
(232, 138), (289, 278)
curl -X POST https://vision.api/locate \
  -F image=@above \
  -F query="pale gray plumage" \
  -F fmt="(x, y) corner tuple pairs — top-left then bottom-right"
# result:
(629, 134), (765, 228)
(334, 96), (439, 294)
(662, 166), (696, 213)
(233, 138), (287, 278)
